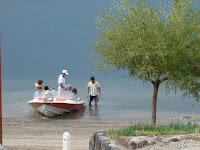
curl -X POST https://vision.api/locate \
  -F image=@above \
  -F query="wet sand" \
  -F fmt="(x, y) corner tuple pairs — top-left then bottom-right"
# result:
(2, 118), (131, 150)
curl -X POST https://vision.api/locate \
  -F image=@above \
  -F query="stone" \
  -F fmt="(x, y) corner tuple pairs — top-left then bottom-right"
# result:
(93, 131), (106, 145)
(179, 134), (192, 140)
(138, 140), (149, 148)
(118, 136), (131, 148)
(148, 140), (156, 145)
(90, 136), (95, 148)
(129, 140), (137, 149)
(90, 131), (198, 150)
(109, 144), (123, 150)
(111, 147), (123, 150)
(105, 145), (112, 150)
(100, 138), (111, 149)
(96, 137), (103, 150)
(89, 144), (93, 150)
(89, 141), (93, 150)
(153, 136), (162, 142)
(93, 131), (106, 150)
(169, 137), (179, 142)
(89, 136), (95, 150)
(162, 138), (170, 143)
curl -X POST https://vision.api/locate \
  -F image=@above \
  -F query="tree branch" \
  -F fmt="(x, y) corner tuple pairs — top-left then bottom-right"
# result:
(160, 77), (168, 83)
(147, 71), (155, 84)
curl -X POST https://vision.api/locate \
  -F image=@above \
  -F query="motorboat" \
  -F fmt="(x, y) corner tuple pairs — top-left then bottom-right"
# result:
(28, 91), (85, 117)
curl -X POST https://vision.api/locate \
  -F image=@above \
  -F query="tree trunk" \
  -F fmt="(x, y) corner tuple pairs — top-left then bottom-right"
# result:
(152, 80), (160, 125)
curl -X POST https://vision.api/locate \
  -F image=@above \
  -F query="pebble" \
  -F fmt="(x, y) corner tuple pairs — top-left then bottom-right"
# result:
(141, 139), (200, 150)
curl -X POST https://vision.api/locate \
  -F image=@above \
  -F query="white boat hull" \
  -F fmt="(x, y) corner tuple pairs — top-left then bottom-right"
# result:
(36, 104), (71, 117)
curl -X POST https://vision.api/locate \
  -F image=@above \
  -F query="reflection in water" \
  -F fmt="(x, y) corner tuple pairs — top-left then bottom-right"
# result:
(29, 105), (102, 120)
(89, 106), (100, 119)
(56, 106), (86, 119)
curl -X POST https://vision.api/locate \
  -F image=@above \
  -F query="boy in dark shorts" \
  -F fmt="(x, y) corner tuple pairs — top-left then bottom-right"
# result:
(87, 77), (101, 107)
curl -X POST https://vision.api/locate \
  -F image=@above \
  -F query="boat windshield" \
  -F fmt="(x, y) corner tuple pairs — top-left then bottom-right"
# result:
(34, 91), (74, 99)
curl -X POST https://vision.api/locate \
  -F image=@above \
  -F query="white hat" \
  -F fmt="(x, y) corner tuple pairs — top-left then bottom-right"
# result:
(62, 70), (69, 75)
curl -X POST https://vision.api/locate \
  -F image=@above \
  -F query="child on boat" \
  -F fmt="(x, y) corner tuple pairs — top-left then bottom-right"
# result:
(72, 88), (79, 100)
(35, 80), (43, 91)
(44, 86), (53, 100)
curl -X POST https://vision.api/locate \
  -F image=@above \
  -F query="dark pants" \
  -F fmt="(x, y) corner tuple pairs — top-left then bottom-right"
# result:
(90, 95), (98, 103)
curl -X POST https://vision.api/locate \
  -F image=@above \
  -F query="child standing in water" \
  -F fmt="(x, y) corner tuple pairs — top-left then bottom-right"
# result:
(87, 77), (101, 107)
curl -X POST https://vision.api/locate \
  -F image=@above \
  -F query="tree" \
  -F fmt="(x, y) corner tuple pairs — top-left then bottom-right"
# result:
(92, 0), (200, 124)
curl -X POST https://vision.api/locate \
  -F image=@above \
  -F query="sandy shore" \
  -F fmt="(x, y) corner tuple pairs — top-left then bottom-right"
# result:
(2, 118), (131, 150)
(2, 117), (200, 150)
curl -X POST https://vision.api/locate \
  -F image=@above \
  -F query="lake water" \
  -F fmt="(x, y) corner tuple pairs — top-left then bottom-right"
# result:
(0, 0), (200, 123)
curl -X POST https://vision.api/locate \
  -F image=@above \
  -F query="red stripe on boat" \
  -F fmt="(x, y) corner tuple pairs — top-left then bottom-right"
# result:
(30, 103), (83, 110)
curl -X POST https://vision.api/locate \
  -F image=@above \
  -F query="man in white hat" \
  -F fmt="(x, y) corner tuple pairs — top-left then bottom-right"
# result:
(58, 70), (72, 92)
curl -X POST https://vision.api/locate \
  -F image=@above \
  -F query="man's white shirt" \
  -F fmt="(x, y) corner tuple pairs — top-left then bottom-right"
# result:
(58, 74), (65, 91)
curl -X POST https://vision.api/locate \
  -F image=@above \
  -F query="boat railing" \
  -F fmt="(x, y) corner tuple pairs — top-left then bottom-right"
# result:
(34, 91), (74, 99)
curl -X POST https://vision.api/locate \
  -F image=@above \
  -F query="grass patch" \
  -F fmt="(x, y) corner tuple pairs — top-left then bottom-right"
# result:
(107, 122), (200, 140)
(192, 127), (200, 141)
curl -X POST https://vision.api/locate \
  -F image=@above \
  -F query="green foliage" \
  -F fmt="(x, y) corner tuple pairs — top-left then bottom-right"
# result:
(92, 0), (200, 100)
(107, 122), (200, 140)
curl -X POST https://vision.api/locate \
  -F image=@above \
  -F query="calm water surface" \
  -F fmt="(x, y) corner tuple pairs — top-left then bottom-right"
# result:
(0, 0), (200, 122)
